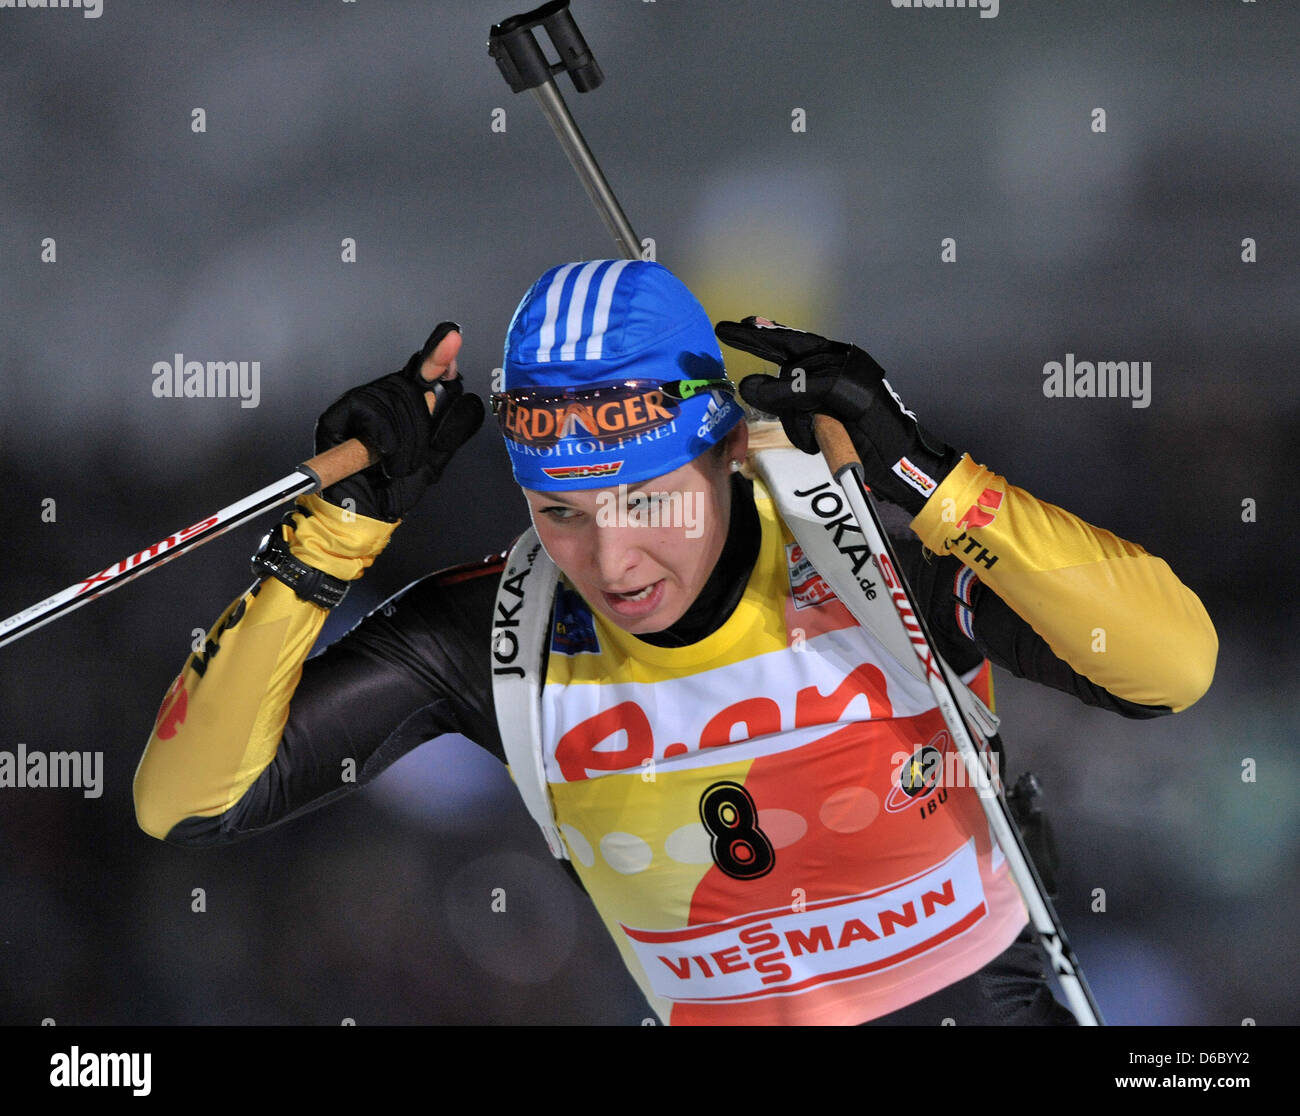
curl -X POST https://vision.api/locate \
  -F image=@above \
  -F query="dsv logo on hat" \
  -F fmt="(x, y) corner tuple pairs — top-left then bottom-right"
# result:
(541, 461), (623, 481)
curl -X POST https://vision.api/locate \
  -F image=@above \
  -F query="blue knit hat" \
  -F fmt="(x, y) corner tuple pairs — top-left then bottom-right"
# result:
(497, 260), (743, 490)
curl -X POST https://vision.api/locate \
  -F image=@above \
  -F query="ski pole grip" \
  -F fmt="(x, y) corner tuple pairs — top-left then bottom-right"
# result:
(298, 376), (449, 491)
(300, 438), (379, 491)
(489, 0), (603, 94)
(813, 415), (862, 479)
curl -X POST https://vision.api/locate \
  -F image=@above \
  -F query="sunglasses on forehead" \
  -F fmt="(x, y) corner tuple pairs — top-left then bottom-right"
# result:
(491, 377), (735, 448)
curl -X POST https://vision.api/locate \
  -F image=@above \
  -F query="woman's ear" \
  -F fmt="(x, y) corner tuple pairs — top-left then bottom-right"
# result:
(724, 420), (750, 467)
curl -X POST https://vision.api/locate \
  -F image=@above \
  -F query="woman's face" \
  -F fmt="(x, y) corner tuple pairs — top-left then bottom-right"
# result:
(523, 424), (748, 635)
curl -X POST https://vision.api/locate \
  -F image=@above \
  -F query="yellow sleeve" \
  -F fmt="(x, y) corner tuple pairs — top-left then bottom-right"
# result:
(910, 455), (1217, 713)
(132, 494), (399, 840)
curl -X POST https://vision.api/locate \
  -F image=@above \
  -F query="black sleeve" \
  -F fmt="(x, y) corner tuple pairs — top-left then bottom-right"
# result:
(165, 554), (510, 846)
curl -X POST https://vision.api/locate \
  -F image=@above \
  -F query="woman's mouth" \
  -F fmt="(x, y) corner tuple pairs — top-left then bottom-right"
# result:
(601, 579), (666, 618)
(614, 585), (654, 601)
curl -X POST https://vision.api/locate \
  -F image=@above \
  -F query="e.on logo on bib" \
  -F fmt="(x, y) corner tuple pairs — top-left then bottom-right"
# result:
(549, 656), (893, 783)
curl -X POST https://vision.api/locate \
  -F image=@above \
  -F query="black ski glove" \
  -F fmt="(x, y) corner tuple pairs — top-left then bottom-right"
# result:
(714, 316), (960, 516)
(314, 322), (485, 522)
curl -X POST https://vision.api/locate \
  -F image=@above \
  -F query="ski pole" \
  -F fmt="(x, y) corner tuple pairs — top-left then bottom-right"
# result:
(0, 437), (376, 651)
(489, 0), (1104, 1024)
(814, 419), (1105, 1025)
(489, 1), (640, 260)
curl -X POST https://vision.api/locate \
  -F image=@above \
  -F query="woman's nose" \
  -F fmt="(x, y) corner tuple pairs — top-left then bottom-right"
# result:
(590, 520), (643, 586)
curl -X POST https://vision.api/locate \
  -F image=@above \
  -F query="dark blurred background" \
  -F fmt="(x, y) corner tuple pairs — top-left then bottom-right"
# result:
(1, 0), (1295, 1026)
